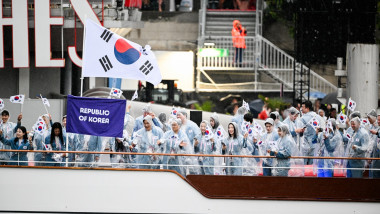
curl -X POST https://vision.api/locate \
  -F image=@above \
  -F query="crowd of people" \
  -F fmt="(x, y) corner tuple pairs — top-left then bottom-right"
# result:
(0, 100), (379, 178)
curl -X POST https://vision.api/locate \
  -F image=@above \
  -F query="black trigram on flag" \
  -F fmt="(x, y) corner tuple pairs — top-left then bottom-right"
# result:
(100, 29), (113, 42)
(99, 55), (113, 72)
(139, 60), (153, 75)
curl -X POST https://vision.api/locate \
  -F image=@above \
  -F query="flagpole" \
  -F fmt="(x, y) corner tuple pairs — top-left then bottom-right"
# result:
(40, 94), (49, 115)
(80, 15), (88, 97)
(20, 94), (24, 114)
(65, 132), (69, 167)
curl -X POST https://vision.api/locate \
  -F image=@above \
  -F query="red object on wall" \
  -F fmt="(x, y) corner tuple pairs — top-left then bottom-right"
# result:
(125, 0), (142, 8)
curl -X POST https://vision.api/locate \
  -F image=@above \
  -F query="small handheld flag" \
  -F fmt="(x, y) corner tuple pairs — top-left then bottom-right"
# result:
(337, 112), (347, 124)
(40, 94), (50, 115)
(10, 95), (24, 104)
(215, 126), (226, 141)
(0, 98), (4, 110)
(242, 100), (250, 112)
(361, 118), (370, 126)
(131, 90), (138, 101)
(253, 121), (265, 136)
(241, 121), (250, 134)
(347, 98), (356, 111)
(42, 98), (50, 107)
(204, 125), (214, 140)
(343, 130), (352, 140)
(33, 116), (47, 134)
(110, 88), (123, 98)
(327, 119), (334, 134)
(170, 106), (179, 118)
(308, 116), (320, 131)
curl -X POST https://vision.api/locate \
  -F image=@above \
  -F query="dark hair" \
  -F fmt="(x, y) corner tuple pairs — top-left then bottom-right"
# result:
(302, 100), (313, 110)
(50, 122), (64, 148)
(228, 123), (237, 139)
(115, 139), (127, 152)
(15, 126), (27, 142)
(243, 113), (254, 123)
(1, 110), (9, 116)
(270, 113), (277, 120)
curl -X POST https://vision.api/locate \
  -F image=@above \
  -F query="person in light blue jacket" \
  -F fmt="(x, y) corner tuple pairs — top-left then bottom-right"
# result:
(316, 119), (343, 177)
(231, 106), (247, 135)
(134, 115), (164, 169)
(0, 126), (32, 166)
(341, 111), (361, 150)
(300, 100), (323, 165)
(159, 119), (194, 177)
(75, 134), (102, 167)
(177, 109), (201, 148)
(194, 120), (216, 175)
(222, 122), (247, 176)
(259, 118), (279, 176)
(283, 107), (303, 145)
(133, 103), (163, 134)
(369, 112), (380, 178)
(268, 124), (296, 177)
(209, 113), (227, 175)
(45, 122), (67, 167)
(345, 117), (369, 178)
(0, 110), (22, 165)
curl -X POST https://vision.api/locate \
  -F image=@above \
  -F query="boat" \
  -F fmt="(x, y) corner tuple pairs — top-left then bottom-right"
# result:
(0, 150), (379, 214)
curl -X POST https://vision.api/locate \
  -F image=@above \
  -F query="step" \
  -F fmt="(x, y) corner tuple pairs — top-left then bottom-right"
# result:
(204, 31), (256, 36)
(206, 21), (256, 27)
(206, 25), (255, 31)
(206, 11), (256, 17)
(206, 17), (256, 23)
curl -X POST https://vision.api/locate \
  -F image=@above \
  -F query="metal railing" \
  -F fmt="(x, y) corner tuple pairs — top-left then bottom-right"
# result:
(197, 0), (337, 94)
(198, 36), (257, 69)
(1, 149), (379, 178)
(197, 35), (338, 94)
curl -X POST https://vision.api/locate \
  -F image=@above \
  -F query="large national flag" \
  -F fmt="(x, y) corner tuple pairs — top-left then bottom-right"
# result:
(82, 19), (162, 86)
(66, 95), (126, 138)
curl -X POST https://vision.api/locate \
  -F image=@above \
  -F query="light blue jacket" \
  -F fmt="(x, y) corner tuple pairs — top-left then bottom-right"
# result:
(133, 115), (163, 133)
(270, 135), (294, 176)
(134, 126), (164, 169)
(181, 120), (201, 148)
(0, 135), (31, 166)
(346, 127), (369, 170)
(0, 121), (20, 161)
(160, 129), (191, 176)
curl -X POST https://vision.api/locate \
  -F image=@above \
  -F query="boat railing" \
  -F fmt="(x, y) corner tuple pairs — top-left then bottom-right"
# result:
(1, 149), (379, 178)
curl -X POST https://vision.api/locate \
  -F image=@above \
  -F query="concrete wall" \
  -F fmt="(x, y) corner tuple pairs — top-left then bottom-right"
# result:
(1, 99), (65, 130)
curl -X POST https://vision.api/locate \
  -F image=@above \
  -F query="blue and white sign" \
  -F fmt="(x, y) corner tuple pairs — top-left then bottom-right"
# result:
(66, 95), (126, 138)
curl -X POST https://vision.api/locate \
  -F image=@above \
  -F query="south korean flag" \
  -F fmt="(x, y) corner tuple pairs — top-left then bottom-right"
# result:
(82, 19), (162, 85)
(109, 88), (123, 98)
(0, 98), (4, 110)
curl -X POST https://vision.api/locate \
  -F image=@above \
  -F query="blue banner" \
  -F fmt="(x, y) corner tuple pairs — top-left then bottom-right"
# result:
(66, 95), (126, 138)
(108, 78), (122, 89)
